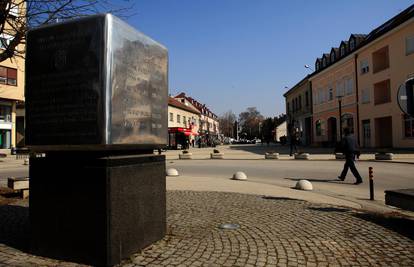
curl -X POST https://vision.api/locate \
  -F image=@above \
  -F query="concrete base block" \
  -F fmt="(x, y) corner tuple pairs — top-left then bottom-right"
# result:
(30, 153), (166, 266)
(294, 153), (310, 160)
(295, 180), (313, 191)
(179, 153), (193, 159)
(375, 153), (394, 160)
(385, 189), (414, 211)
(8, 177), (29, 190)
(210, 153), (224, 159)
(265, 153), (279, 159)
(335, 153), (346, 159)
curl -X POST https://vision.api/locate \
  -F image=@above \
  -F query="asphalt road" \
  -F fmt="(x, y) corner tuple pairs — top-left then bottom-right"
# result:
(166, 159), (414, 209)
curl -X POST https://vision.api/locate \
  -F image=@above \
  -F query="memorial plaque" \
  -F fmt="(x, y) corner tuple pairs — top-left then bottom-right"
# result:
(25, 14), (168, 150)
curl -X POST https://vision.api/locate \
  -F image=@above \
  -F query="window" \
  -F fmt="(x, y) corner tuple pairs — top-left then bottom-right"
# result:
(315, 120), (322, 136)
(340, 45), (345, 57)
(322, 58), (326, 67)
(305, 91), (309, 107)
(372, 46), (389, 73)
(406, 35), (414, 55)
(315, 62), (320, 71)
(330, 52), (335, 62)
(374, 79), (391, 105)
(298, 95), (302, 110)
(169, 112), (173, 122)
(336, 81), (345, 97)
(0, 66), (17, 86)
(328, 88), (333, 101)
(0, 34), (13, 50)
(403, 115), (414, 137)
(345, 77), (353, 95)
(177, 114), (181, 123)
(0, 105), (12, 122)
(7, 3), (19, 17)
(360, 59), (369, 74)
(183, 116), (187, 126)
(349, 38), (355, 51)
(287, 102), (290, 113)
(361, 88), (370, 103)
(342, 114), (354, 134)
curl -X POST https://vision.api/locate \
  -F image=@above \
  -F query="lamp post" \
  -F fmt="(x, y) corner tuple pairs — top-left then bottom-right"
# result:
(304, 65), (314, 72)
(337, 95), (343, 141)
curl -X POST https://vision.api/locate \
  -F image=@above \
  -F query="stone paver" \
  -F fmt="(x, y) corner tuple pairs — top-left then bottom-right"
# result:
(0, 191), (413, 266)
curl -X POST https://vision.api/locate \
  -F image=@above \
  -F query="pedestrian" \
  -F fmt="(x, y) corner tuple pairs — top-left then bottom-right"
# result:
(192, 139), (195, 148)
(289, 129), (298, 156)
(338, 128), (363, 185)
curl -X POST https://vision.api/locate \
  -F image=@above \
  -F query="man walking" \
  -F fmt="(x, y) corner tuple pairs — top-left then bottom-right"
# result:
(338, 128), (363, 184)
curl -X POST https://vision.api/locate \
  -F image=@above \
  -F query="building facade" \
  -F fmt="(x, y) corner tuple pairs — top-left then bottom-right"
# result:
(287, 4), (414, 148)
(167, 97), (200, 149)
(357, 13), (414, 148)
(0, 1), (25, 149)
(175, 92), (220, 146)
(284, 76), (313, 145)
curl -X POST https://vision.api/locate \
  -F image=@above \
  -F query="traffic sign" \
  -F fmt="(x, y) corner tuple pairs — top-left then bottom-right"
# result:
(397, 78), (414, 117)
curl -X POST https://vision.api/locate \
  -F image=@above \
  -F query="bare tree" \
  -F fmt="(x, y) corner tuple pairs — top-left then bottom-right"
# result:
(1, 0), (133, 62)
(218, 110), (236, 138)
(238, 107), (264, 139)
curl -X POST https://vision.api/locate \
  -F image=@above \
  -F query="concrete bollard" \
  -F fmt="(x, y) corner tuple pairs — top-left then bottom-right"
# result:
(232, 171), (247, 181)
(210, 153), (224, 159)
(294, 153), (310, 160)
(24, 158), (29, 165)
(179, 151), (193, 159)
(375, 153), (393, 160)
(295, 180), (313, 191)
(335, 153), (345, 159)
(265, 152), (279, 159)
(166, 168), (179, 177)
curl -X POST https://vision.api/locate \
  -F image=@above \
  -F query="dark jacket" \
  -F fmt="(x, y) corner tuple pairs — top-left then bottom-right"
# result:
(341, 135), (359, 156)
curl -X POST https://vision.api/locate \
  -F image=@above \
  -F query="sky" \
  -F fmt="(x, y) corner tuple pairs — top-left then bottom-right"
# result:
(118, 0), (414, 118)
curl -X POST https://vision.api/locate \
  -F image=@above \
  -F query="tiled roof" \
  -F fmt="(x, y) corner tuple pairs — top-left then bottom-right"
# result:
(168, 97), (200, 114)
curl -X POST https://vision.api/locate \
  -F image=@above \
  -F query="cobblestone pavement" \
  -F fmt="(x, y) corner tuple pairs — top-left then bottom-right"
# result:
(0, 191), (413, 266)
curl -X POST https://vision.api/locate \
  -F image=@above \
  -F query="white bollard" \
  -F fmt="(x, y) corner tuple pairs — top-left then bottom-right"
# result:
(232, 171), (247, 181)
(295, 180), (313, 191)
(166, 168), (179, 177)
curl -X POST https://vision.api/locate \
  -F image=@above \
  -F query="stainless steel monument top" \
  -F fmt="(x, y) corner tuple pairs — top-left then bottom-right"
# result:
(25, 14), (168, 150)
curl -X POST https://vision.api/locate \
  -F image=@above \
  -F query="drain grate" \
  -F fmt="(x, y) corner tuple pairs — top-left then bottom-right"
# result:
(219, 223), (240, 230)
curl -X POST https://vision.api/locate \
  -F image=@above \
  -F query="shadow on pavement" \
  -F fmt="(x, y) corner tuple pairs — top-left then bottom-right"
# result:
(227, 144), (414, 155)
(308, 207), (351, 212)
(353, 212), (414, 240)
(285, 177), (341, 183)
(0, 204), (30, 252)
(262, 196), (300, 201)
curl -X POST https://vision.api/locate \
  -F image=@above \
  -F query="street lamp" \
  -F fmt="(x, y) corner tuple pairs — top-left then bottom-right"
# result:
(304, 65), (314, 72)
(337, 94), (343, 141)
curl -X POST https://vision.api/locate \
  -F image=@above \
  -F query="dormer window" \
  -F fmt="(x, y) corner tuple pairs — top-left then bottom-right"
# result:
(330, 52), (335, 62)
(349, 38), (355, 51)
(315, 61), (320, 71)
(340, 45), (345, 57)
(322, 58), (326, 67)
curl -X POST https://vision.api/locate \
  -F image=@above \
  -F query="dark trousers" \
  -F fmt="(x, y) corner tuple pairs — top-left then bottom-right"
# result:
(340, 154), (363, 182)
(290, 142), (297, 156)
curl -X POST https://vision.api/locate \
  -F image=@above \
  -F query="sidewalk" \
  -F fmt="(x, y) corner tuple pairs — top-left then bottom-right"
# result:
(163, 144), (414, 163)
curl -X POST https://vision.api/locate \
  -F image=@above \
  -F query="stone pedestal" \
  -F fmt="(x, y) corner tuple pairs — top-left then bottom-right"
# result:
(179, 153), (193, 159)
(29, 153), (166, 267)
(375, 153), (394, 160)
(210, 153), (224, 159)
(265, 153), (279, 159)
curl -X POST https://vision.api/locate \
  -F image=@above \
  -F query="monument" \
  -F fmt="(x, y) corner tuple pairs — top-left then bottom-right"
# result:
(25, 14), (168, 266)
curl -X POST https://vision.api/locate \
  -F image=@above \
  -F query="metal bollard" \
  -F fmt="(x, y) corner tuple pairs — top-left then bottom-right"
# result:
(369, 167), (374, 200)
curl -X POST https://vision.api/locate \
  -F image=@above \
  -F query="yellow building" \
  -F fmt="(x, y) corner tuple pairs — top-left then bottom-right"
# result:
(357, 7), (414, 148)
(0, 1), (25, 149)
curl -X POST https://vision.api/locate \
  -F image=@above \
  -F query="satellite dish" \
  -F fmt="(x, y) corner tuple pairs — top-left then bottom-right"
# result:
(397, 77), (414, 117)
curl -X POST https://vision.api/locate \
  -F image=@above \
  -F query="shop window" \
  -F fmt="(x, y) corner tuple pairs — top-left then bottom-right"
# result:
(0, 105), (12, 122)
(342, 114), (354, 134)
(316, 120), (322, 136)
(403, 115), (414, 138)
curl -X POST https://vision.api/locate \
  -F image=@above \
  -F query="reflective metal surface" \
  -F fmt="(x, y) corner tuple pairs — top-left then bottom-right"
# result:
(218, 223), (240, 230)
(25, 14), (168, 150)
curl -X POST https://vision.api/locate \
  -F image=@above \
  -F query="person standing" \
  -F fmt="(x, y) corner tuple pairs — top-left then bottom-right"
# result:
(289, 129), (298, 156)
(338, 128), (363, 184)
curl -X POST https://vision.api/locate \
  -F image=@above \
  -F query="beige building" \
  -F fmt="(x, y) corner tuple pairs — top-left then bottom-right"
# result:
(0, 1), (25, 149)
(167, 97), (200, 149)
(357, 10), (414, 148)
(284, 76), (313, 145)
